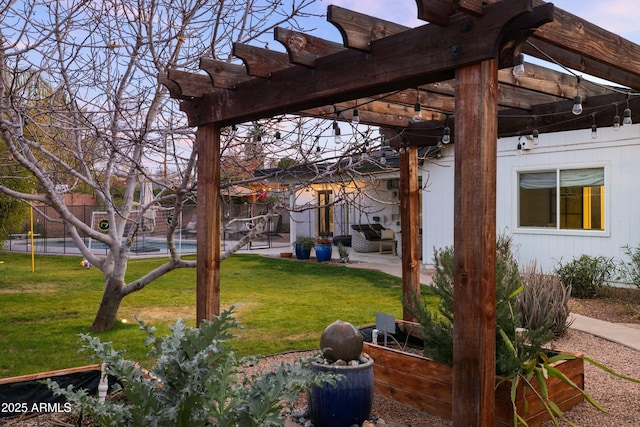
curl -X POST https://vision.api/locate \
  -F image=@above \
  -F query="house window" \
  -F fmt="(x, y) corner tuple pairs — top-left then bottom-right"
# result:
(518, 168), (604, 231)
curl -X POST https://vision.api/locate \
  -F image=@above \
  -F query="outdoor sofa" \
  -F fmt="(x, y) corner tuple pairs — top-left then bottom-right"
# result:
(350, 224), (397, 254)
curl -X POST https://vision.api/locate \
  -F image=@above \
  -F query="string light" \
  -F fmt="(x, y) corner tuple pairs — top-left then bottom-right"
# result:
(332, 121), (344, 144)
(572, 77), (583, 116)
(623, 97), (632, 125)
(532, 128), (539, 144)
(413, 88), (422, 122)
(352, 108), (360, 125)
(613, 104), (621, 130)
(591, 113), (597, 139)
(380, 152), (387, 165)
(413, 102), (422, 122)
(275, 131), (282, 144)
(512, 53), (525, 78)
(442, 126), (451, 144)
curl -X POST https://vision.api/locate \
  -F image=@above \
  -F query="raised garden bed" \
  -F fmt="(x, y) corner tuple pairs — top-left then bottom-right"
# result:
(361, 321), (585, 427)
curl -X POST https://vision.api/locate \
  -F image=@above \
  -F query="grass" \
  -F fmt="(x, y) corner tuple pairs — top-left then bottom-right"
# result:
(0, 252), (438, 378)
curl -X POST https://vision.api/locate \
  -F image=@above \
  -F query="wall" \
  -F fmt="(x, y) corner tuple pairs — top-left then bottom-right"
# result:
(422, 123), (640, 272)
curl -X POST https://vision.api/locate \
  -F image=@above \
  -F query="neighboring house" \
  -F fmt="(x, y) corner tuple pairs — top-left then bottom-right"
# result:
(423, 123), (640, 273)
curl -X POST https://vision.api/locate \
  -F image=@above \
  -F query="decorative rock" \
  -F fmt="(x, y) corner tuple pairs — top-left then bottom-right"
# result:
(319, 319), (364, 362)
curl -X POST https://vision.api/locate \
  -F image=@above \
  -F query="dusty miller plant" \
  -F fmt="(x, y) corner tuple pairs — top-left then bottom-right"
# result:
(47, 307), (337, 427)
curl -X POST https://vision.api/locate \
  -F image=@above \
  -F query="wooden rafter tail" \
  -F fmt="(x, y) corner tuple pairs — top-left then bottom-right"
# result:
(158, 73), (184, 100)
(232, 43), (292, 78)
(327, 5), (409, 51)
(497, 2), (555, 68)
(531, 0), (640, 87)
(166, 69), (214, 99)
(274, 27), (344, 67)
(199, 58), (252, 89)
(414, 0), (455, 26)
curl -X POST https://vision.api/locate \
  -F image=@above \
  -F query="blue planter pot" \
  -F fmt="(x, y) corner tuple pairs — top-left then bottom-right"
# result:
(307, 358), (374, 427)
(315, 244), (332, 262)
(295, 243), (311, 260)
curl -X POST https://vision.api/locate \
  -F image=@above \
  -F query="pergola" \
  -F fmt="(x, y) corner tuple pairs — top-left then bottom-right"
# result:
(160, 1), (640, 425)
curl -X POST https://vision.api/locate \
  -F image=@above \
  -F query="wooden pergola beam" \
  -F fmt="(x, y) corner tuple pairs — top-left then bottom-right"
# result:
(328, 5), (410, 51)
(180, 0), (549, 127)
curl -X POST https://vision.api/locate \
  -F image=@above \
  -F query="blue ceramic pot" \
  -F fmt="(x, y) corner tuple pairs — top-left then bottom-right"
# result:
(307, 357), (374, 427)
(295, 243), (311, 260)
(315, 244), (332, 262)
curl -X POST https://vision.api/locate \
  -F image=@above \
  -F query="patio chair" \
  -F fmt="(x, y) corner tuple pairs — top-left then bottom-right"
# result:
(350, 224), (397, 254)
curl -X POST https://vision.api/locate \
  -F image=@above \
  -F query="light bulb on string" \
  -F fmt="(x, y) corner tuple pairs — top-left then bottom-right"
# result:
(512, 53), (525, 78)
(572, 76), (582, 116)
(275, 131), (282, 144)
(352, 108), (360, 125)
(613, 105), (621, 130)
(413, 102), (422, 122)
(380, 152), (387, 165)
(532, 128), (539, 145)
(591, 114), (597, 139)
(623, 97), (632, 125)
(442, 126), (451, 144)
(333, 122), (344, 145)
(572, 95), (583, 115)
(230, 124), (238, 138)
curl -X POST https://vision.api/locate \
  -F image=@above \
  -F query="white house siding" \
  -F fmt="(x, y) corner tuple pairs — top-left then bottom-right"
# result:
(422, 123), (640, 273)
(289, 177), (400, 244)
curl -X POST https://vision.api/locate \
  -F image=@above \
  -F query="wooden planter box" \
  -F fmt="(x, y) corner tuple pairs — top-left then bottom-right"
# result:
(363, 322), (584, 427)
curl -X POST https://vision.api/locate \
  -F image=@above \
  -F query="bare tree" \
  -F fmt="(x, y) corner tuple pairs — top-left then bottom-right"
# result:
(0, 0), (343, 332)
(0, 0), (399, 332)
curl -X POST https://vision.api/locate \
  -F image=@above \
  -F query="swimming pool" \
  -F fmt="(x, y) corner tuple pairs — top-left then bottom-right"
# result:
(6, 237), (198, 255)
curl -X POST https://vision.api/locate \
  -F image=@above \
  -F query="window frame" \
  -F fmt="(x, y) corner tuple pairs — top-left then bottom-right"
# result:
(514, 163), (610, 237)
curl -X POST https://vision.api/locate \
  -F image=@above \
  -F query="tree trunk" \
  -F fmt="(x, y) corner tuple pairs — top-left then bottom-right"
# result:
(90, 277), (126, 332)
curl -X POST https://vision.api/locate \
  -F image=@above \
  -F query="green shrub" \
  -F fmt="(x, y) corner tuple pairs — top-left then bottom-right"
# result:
(408, 234), (553, 376)
(409, 238), (640, 426)
(47, 307), (337, 427)
(555, 255), (616, 298)
(619, 244), (640, 289)
(519, 261), (573, 338)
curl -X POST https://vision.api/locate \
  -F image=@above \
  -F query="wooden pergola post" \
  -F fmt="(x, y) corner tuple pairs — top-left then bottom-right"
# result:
(399, 143), (421, 321)
(195, 123), (222, 325)
(452, 59), (498, 426)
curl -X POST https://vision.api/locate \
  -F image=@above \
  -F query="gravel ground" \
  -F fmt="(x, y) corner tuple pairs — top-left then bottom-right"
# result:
(2, 332), (638, 427)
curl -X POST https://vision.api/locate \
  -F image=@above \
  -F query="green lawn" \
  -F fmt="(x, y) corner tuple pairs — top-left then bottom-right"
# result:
(0, 252), (435, 378)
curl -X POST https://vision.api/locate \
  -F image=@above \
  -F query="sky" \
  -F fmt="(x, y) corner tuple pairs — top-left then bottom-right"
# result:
(306, 0), (640, 45)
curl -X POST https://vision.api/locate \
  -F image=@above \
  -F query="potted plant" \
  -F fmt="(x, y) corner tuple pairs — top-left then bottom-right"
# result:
(315, 237), (333, 262)
(293, 236), (315, 260)
(307, 320), (374, 427)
